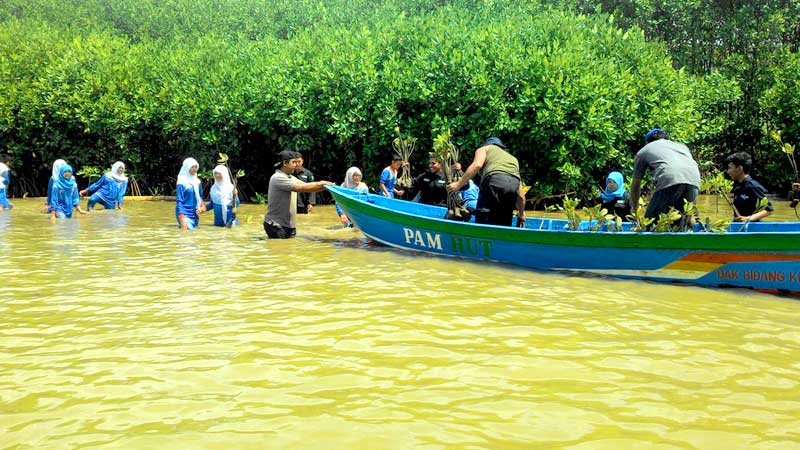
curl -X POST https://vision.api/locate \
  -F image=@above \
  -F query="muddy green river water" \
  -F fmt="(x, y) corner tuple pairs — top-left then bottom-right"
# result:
(1, 197), (799, 449)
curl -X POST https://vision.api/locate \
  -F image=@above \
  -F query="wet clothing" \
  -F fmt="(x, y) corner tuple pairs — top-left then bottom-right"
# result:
(380, 166), (398, 198)
(264, 170), (300, 238)
(732, 176), (773, 219)
(645, 184), (699, 219)
(633, 139), (701, 192)
(0, 164), (9, 208)
(49, 165), (80, 218)
(175, 184), (203, 228)
(45, 159), (67, 207)
(85, 173), (127, 210)
(476, 172), (520, 226)
(294, 167), (316, 214)
(412, 170), (448, 206)
(206, 196), (240, 227)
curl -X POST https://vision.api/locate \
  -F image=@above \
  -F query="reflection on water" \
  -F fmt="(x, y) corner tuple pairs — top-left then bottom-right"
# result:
(1, 198), (800, 449)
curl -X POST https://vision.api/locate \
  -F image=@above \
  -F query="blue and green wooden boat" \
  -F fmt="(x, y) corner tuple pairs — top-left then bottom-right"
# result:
(327, 185), (800, 296)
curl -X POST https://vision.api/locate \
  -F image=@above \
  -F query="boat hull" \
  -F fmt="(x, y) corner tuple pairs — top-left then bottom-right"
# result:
(328, 186), (800, 295)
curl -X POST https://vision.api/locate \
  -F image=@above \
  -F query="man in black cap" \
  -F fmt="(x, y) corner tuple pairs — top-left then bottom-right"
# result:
(630, 128), (700, 222)
(263, 150), (333, 239)
(447, 137), (526, 227)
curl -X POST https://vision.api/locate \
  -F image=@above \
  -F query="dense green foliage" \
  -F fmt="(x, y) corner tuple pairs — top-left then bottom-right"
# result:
(0, 0), (790, 202)
(557, 0), (800, 191)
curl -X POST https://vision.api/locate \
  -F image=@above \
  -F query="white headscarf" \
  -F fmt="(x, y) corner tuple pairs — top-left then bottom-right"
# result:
(108, 161), (128, 182)
(177, 157), (203, 207)
(0, 163), (8, 189)
(51, 159), (67, 180)
(342, 166), (367, 191)
(210, 165), (234, 223)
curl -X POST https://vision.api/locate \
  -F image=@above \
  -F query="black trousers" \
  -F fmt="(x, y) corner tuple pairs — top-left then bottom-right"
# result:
(645, 183), (699, 219)
(263, 221), (296, 239)
(475, 173), (520, 226)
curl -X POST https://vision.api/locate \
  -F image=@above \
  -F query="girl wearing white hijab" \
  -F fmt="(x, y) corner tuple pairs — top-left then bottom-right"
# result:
(80, 161), (129, 210)
(175, 157), (205, 229)
(335, 166), (368, 226)
(44, 159), (67, 211)
(206, 164), (239, 227)
(0, 159), (10, 211)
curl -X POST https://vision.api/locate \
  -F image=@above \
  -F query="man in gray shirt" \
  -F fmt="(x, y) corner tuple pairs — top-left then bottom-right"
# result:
(263, 150), (333, 239)
(630, 128), (701, 221)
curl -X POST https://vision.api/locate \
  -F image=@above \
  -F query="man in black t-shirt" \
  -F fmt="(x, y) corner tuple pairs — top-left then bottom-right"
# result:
(725, 152), (773, 222)
(411, 157), (448, 207)
(294, 156), (316, 214)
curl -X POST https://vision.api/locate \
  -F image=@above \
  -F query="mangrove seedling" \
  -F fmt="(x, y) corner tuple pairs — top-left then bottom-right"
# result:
(770, 130), (798, 182)
(627, 201), (654, 231)
(558, 195), (582, 231)
(432, 130), (468, 220)
(653, 207), (682, 232)
(393, 127), (417, 191)
(584, 204), (608, 231)
(76, 166), (103, 182)
(737, 196), (770, 232)
(702, 217), (730, 233)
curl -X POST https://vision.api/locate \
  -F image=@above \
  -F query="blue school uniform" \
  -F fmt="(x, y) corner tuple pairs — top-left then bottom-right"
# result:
(462, 179), (479, 210)
(86, 174), (128, 210)
(49, 165), (80, 218)
(0, 169), (9, 208)
(206, 195), (240, 227)
(175, 184), (202, 228)
(380, 167), (398, 198)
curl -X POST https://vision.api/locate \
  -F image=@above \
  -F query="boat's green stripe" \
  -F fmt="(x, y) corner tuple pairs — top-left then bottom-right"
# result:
(335, 192), (800, 252)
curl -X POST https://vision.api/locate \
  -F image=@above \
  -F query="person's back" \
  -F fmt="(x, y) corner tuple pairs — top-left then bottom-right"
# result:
(481, 145), (520, 182)
(633, 139), (700, 192)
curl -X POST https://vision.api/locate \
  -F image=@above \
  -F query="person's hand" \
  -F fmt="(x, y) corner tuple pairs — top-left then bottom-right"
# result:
(339, 213), (350, 226)
(117, 205), (123, 210)
(79, 189), (87, 197)
(322, 181), (334, 186)
(233, 188), (238, 196)
(42, 204), (50, 213)
(733, 215), (748, 222)
(307, 204), (314, 213)
(396, 189), (405, 196)
(516, 212), (527, 228)
(452, 162), (462, 171)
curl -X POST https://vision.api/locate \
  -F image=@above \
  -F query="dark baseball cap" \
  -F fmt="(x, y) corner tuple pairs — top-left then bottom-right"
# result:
(275, 150), (302, 167)
(484, 137), (506, 149)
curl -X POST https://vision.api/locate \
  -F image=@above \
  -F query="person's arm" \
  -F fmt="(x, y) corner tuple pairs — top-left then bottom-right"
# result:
(516, 181), (526, 226)
(734, 184), (774, 222)
(81, 176), (105, 197)
(448, 146), (487, 192)
(45, 178), (54, 208)
(73, 188), (87, 214)
(293, 180), (334, 193)
(117, 180), (127, 209)
(629, 177), (642, 213)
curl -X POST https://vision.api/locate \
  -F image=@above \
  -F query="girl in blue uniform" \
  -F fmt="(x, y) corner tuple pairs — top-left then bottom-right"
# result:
(595, 171), (631, 218)
(175, 157), (205, 229)
(48, 164), (84, 219)
(44, 159), (67, 212)
(80, 161), (129, 210)
(0, 161), (10, 211)
(336, 166), (369, 226)
(206, 165), (239, 227)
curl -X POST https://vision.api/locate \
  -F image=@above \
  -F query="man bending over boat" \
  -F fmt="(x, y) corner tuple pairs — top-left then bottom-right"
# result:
(725, 151), (773, 222)
(263, 150), (333, 239)
(630, 128), (701, 225)
(447, 137), (526, 227)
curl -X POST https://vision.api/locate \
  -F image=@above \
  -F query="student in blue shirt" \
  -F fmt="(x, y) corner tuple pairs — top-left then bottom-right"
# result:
(379, 155), (405, 198)
(0, 156), (10, 211)
(44, 159), (67, 212)
(206, 164), (240, 227)
(48, 164), (85, 219)
(175, 157), (206, 230)
(336, 166), (369, 226)
(80, 161), (128, 211)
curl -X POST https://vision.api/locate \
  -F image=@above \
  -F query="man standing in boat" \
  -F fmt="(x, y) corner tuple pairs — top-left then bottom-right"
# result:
(629, 128), (701, 222)
(263, 150), (333, 239)
(725, 151), (773, 222)
(447, 137), (526, 227)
